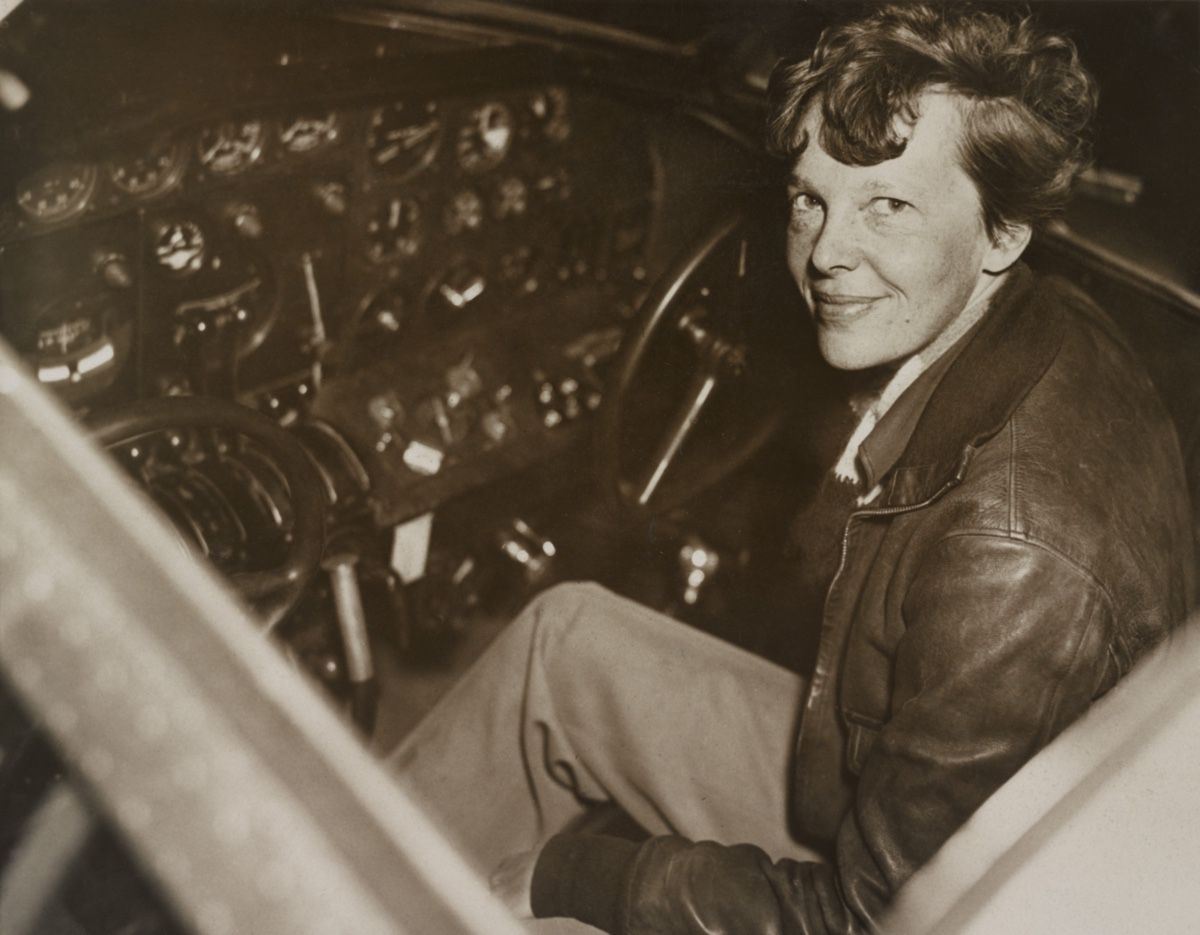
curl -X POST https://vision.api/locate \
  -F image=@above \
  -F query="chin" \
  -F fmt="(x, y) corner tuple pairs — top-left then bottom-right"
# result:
(817, 334), (894, 371)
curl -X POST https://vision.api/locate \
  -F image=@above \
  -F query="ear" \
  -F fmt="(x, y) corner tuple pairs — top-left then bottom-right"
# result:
(983, 222), (1032, 273)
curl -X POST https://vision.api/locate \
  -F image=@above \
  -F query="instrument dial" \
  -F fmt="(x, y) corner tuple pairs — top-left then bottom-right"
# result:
(280, 111), (341, 154)
(367, 101), (441, 178)
(444, 189), (484, 235)
(492, 176), (528, 220)
(30, 292), (132, 399)
(457, 102), (514, 173)
(366, 195), (422, 263)
(16, 162), (98, 223)
(152, 219), (207, 275)
(534, 167), (573, 203)
(497, 245), (540, 294)
(528, 87), (570, 142)
(108, 137), (186, 198)
(196, 120), (265, 175)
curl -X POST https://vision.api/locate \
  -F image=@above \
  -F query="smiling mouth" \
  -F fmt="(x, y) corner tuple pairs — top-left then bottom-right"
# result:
(810, 291), (885, 323)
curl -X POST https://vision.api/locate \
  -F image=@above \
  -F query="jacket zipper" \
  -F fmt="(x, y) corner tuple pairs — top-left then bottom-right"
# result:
(799, 451), (974, 786)
(826, 457), (973, 612)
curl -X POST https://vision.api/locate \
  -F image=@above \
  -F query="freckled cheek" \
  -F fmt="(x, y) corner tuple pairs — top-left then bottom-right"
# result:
(785, 229), (816, 285)
(871, 233), (957, 305)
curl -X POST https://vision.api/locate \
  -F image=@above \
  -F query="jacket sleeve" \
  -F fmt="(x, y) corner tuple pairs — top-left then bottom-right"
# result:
(531, 533), (1116, 934)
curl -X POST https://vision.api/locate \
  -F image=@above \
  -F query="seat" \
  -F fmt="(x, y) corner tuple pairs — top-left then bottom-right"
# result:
(886, 231), (1200, 933)
(1028, 228), (1200, 598)
(886, 609), (1200, 934)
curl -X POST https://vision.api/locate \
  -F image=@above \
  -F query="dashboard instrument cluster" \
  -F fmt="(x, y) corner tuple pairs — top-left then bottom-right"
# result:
(0, 83), (657, 516)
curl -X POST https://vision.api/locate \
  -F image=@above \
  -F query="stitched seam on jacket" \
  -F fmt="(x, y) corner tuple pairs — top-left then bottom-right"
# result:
(923, 528), (1118, 623)
(1007, 415), (1019, 534)
(1039, 590), (1107, 747)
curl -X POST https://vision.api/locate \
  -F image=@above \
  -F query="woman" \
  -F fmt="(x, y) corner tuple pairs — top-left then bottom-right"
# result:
(392, 5), (1193, 932)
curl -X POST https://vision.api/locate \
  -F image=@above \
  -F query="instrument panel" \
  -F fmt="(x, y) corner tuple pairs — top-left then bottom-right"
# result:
(0, 84), (653, 392)
(0, 84), (656, 517)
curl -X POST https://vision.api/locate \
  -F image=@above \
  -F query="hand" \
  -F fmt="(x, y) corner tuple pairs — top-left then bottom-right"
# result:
(490, 847), (541, 919)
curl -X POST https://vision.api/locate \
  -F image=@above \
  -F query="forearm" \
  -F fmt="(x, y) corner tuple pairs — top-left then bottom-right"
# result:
(532, 833), (866, 935)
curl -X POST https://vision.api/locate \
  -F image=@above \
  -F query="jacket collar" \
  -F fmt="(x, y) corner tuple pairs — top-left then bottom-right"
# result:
(877, 263), (1067, 508)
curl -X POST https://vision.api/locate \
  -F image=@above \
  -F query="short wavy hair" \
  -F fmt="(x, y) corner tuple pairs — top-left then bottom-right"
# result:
(766, 3), (1098, 239)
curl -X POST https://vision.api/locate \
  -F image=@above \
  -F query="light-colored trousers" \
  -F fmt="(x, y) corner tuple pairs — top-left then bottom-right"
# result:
(387, 582), (819, 930)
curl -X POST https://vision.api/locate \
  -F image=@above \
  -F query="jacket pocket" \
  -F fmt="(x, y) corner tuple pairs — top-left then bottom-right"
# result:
(842, 709), (882, 776)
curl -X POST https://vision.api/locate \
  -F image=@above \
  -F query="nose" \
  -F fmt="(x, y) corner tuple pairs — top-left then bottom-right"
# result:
(808, 207), (860, 275)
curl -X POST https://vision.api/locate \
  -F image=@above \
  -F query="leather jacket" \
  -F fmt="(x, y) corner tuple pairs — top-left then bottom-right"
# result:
(532, 266), (1195, 933)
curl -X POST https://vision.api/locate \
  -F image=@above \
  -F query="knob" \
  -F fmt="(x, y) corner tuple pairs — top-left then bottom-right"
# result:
(445, 355), (484, 401)
(224, 202), (263, 239)
(93, 251), (133, 289)
(678, 537), (720, 607)
(312, 181), (349, 216)
(481, 409), (513, 444)
(367, 392), (405, 431)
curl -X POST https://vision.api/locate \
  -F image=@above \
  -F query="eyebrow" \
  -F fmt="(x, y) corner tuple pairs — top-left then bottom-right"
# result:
(788, 172), (919, 201)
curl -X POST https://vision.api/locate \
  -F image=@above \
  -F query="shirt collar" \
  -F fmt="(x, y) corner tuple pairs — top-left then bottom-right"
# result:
(856, 314), (982, 492)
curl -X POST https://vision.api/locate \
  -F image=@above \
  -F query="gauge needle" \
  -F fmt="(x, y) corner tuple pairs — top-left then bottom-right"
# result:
(375, 143), (401, 165)
(438, 276), (484, 309)
(386, 122), (437, 147)
(432, 397), (454, 446)
(376, 123), (437, 165)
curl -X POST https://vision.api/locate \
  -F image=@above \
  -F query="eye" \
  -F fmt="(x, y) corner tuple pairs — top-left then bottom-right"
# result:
(789, 192), (824, 216)
(869, 197), (911, 217)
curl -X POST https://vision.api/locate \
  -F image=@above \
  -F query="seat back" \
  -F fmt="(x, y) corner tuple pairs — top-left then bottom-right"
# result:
(1028, 228), (1200, 599)
(885, 233), (1200, 933)
(885, 611), (1200, 934)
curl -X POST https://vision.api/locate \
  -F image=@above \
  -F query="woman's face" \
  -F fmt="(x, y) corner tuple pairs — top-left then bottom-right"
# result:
(785, 91), (1020, 371)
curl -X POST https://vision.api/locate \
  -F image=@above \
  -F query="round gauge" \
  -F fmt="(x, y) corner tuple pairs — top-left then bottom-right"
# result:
(492, 176), (528, 220)
(497, 245), (540, 294)
(108, 137), (187, 198)
(456, 102), (514, 173)
(528, 87), (570, 142)
(29, 292), (132, 399)
(443, 189), (484, 236)
(533, 167), (573, 203)
(152, 218), (207, 275)
(367, 100), (441, 178)
(366, 195), (422, 263)
(196, 120), (265, 175)
(279, 111), (341, 154)
(15, 162), (98, 224)
(426, 261), (486, 318)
